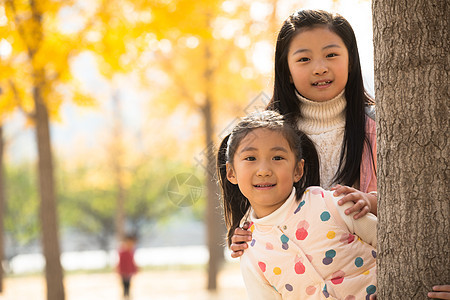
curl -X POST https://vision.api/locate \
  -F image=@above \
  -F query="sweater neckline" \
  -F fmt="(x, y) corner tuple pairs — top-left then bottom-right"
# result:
(250, 188), (296, 227)
(296, 90), (347, 134)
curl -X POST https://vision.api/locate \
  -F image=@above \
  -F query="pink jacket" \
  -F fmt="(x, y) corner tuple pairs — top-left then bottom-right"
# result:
(360, 118), (377, 193)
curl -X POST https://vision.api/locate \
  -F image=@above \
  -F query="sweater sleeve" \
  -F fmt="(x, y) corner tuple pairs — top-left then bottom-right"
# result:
(331, 196), (378, 247)
(240, 255), (282, 300)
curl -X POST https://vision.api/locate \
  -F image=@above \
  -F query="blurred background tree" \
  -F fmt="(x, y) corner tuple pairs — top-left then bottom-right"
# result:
(0, 0), (100, 298)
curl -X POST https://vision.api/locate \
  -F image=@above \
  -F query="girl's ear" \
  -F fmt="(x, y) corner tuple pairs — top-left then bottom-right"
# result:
(294, 159), (305, 183)
(226, 162), (238, 184)
(289, 74), (293, 83)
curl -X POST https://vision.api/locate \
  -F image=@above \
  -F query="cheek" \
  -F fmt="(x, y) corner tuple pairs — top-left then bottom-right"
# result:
(291, 71), (307, 91)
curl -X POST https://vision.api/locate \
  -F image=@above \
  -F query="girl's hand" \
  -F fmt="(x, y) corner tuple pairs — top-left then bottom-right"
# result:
(230, 222), (252, 258)
(331, 184), (377, 219)
(369, 285), (450, 300)
(428, 285), (450, 299)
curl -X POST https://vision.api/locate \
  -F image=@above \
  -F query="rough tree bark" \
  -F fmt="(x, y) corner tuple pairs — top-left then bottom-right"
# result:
(373, 0), (449, 298)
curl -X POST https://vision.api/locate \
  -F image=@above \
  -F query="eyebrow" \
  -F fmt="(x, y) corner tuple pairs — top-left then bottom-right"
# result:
(292, 44), (342, 55)
(239, 146), (289, 153)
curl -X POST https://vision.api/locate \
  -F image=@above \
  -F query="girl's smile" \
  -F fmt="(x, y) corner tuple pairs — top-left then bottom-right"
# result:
(226, 128), (304, 218)
(287, 26), (349, 102)
(254, 183), (276, 189)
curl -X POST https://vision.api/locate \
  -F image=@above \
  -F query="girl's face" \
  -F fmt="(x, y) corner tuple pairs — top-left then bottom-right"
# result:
(287, 26), (349, 102)
(226, 128), (304, 218)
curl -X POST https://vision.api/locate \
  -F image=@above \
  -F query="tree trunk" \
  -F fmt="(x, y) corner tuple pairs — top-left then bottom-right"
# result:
(203, 38), (224, 290)
(373, 0), (449, 298)
(33, 79), (65, 300)
(0, 126), (5, 293)
(112, 92), (125, 243)
(203, 98), (224, 290)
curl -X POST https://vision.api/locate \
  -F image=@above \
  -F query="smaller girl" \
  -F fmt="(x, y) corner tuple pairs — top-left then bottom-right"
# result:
(218, 110), (377, 299)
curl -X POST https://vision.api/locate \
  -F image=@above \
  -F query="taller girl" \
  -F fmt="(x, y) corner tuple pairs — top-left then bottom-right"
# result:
(231, 9), (377, 256)
(269, 9), (376, 197)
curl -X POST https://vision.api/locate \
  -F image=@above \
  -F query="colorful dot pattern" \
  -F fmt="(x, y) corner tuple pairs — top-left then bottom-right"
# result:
(243, 187), (377, 299)
(280, 234), (289, 250)
(294, 200), (306, 214)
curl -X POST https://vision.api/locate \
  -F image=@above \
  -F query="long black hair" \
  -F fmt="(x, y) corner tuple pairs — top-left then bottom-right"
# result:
(267, 9), (375, 187)
(217, 110), (320, 247)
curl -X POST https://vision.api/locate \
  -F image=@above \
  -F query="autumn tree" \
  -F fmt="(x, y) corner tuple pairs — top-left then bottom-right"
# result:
(4, 1), (66, 297)
(1, 1), (98, 299)
(373, 0), (449, 298)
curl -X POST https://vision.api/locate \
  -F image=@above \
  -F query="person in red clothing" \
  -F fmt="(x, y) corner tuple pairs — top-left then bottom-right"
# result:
(117, 234), (138, 300)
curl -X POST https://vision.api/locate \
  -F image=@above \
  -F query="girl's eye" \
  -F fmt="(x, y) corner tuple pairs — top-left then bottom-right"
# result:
(298, 57), (310, 62)
(273, 156), (284, 161)
(327, 53), (338, 58)
(244, 156), (256, 161)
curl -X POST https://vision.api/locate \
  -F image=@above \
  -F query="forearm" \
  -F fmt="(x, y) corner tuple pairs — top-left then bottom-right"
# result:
(367, 192), (377, 215)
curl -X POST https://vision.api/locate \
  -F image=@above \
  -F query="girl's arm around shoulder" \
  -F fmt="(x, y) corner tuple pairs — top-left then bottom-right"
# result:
(240, 253), (282, 300)
(332, 185), (377, 217)
(328, 192), (377, 247)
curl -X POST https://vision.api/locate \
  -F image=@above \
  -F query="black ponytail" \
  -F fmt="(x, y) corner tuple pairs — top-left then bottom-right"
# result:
(217, 134), (250, 248)
(295, 132), (320, 199)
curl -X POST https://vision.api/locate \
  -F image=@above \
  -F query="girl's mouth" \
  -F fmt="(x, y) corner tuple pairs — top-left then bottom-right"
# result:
(254, 183), (276, 188)
(312, 80), (332, 86)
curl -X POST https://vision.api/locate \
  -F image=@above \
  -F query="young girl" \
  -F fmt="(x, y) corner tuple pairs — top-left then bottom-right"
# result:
(217, 110), (377, 299)
(230, 9), (378, 258)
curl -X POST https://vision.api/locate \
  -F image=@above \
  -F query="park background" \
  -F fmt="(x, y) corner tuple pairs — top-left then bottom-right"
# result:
(1, 0), (376, 299)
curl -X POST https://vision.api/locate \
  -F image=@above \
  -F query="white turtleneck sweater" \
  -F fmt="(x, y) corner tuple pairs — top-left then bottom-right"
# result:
(296, 90), (346, 189)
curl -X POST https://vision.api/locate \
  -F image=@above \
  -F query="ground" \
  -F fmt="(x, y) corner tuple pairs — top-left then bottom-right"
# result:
(0, 262), (248, 300)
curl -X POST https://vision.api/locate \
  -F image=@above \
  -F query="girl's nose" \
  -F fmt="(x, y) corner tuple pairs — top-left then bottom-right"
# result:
(256, 166), (272, 177)
(313, 61), (328, 75)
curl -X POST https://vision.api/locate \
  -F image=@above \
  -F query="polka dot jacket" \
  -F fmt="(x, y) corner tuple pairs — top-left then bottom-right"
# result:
(240, 187), (377, 300)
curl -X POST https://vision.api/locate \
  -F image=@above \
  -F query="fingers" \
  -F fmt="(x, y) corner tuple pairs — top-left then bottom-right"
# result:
(337, 193), (371, 219)
(231, 227), (252, 244)
(242, 221), (250, 230)
(433, 286), (450, 292)
(230, 249), (244, 258)
(230, 223), (252, 259)
(344, 199), (369, 219)
(429, 285), (450, 299)
(352, 205), (370, 220)
(337, 192), (358, 206)
(428, 292), (450, 299)
(332, 184), (356, 196)
(330, 184), (342, 191)
(230, 241), (248, 258)
(230, 240), (249, 251)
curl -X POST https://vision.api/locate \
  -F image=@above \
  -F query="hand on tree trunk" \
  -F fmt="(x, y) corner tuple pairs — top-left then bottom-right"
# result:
(428, 285), (450, 299)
